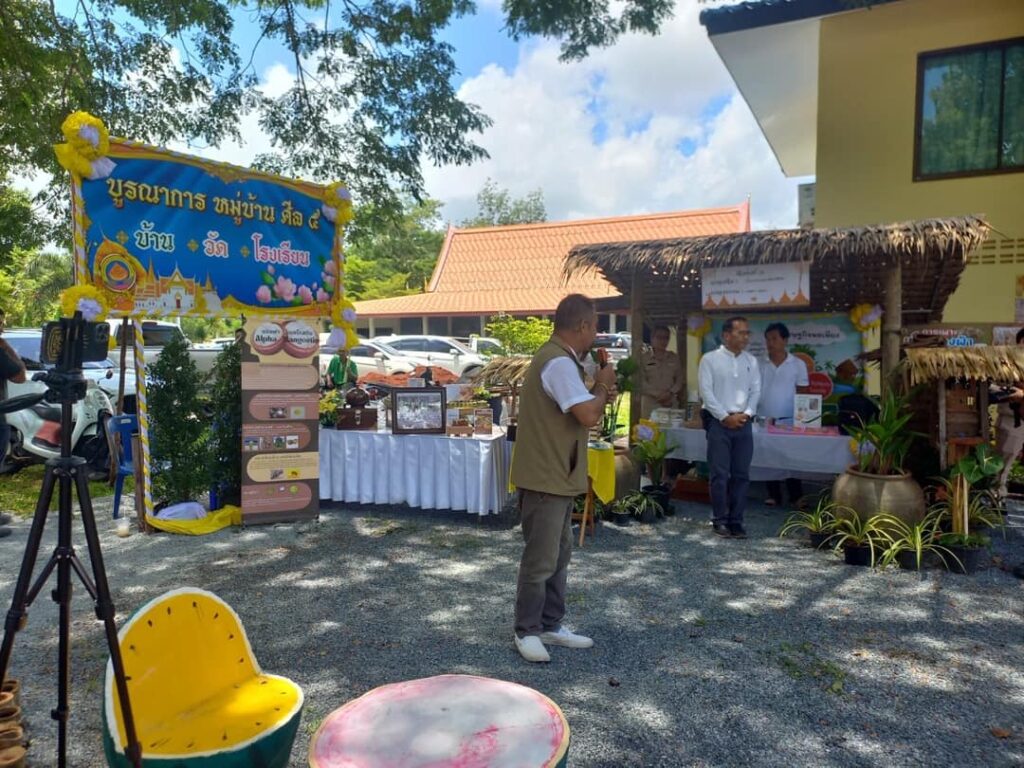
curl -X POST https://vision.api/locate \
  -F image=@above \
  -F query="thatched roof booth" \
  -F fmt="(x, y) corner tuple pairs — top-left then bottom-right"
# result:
(564, 216), (989, 327)
(904, 346), (1024, 386)
(564, 215), (990, 425)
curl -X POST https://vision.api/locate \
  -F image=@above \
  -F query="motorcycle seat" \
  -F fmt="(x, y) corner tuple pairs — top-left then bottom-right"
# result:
(31, 403), (62, 422)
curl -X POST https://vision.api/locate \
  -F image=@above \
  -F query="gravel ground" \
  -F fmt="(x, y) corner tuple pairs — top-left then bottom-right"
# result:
(0, 490), (1021, 768)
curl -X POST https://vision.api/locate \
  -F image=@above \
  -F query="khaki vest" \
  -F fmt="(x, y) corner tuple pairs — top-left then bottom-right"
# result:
(510, 340), (589, 497)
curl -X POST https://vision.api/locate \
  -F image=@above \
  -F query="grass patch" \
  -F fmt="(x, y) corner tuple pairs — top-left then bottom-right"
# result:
(0, 465), (130, 517)
(775, 642), (847, 695)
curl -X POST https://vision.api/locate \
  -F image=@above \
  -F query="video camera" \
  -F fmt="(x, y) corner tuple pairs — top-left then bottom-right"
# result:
(39, 316), (110, 372)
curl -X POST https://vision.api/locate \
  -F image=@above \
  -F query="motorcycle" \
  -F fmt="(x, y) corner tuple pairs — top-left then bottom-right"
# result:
(1, 372), (113, 477)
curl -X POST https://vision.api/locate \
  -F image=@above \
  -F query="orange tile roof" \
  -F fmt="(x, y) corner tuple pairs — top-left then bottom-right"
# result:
(354, 203), (751, 317)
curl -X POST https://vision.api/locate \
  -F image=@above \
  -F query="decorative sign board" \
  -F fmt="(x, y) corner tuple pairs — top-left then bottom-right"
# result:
(701, 262), (810, 310)
(240, 318), (321, 524)
(794, 394), (823, 428)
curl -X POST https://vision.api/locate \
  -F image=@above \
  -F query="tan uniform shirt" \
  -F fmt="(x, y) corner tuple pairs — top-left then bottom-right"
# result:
(640, 349), (683, 419)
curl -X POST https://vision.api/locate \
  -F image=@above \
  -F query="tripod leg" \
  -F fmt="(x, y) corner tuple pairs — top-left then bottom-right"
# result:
(73, 467), (143, 768)
(0, 462), (58, 684)
(52, 463), (78, 768)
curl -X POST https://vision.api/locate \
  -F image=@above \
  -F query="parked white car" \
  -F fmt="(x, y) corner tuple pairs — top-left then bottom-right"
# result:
(3, 329), (138, 413)
(318, 340), (418, 380)
(372, 335), (487, 378)
(454, 336), (504, 356)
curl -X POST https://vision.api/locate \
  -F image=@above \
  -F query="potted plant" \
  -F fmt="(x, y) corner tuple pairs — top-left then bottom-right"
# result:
(778, 495), (842, 549)
(930, 443), (1003, 574)
(319, 389), (343, 428)
(876, 511), (958, 571)
(607, 496), (633, 526)
(829, 513), (894, 567)
(619, 489), (661, 524)
(632, 420), (677, 515)
(832, 389), (926, 525)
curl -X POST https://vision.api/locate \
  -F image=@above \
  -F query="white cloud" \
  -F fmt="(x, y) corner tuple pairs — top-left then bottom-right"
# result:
(424, 0), (809, 230)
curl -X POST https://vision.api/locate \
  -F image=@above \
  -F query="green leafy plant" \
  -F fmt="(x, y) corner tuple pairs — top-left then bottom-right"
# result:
(631, 420), (676, 485)
(207, 339), (242, 507)
(484, 315), (553, 355)
(876, 511), (959, 571)
(147, 333), (210, 505)
(829, 513), (895, 566)
(599, 357), (638, 441)
(937, 531), (991, 548)
(779, 496), (843, 539)
(846, 389), (920, 475)
(617, 490), (662, 521)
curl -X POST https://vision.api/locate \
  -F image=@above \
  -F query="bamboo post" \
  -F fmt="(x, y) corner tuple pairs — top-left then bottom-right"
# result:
(937, 381), (947, 470)
(629, 270), (644, 433)
(881, 257), (902, 393)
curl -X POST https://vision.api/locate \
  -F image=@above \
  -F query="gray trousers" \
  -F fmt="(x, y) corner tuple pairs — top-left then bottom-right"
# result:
(707, 419), (753, 524)
(514, 490), (573, 638)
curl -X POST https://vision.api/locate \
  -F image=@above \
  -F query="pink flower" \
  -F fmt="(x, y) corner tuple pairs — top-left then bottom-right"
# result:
(316, 288), (329, 303)
(273, 275), (296, 302)
(323, 274), (335, 288)
(256, 285), (272, 304)
(298, 285), (314, 304)
(267, 265), (275, 275)
(324, 260), (337, 276)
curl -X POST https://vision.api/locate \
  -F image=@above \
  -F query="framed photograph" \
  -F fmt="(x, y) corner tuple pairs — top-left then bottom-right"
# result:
(391, 388), (447, 435)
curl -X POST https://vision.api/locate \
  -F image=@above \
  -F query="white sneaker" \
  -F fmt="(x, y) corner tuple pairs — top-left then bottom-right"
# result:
(540, 626), (594, 649)
(514, 634), (551, 663)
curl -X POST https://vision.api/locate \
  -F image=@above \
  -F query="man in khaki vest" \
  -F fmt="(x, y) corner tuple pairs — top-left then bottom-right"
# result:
(510, 294), (617, 663)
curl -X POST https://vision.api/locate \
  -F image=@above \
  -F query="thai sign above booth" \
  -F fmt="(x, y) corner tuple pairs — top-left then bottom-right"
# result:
(701, 261), (810, 310)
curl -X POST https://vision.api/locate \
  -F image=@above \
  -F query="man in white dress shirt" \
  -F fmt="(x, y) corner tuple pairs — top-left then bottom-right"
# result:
(698, 317), (761, 538)
(758, 322), (810, 508)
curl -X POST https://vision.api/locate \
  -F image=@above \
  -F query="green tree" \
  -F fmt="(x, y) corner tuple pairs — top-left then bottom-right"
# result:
(180, 316), (240, 343)
(0, 185), (47, 270)
(344, 198), (445, 300)
(485, 315), (553, 355)
(207, 340), (242, 507)
(0, 1), (674, 216)
(147, 333), (210, 504)
(460, 179), (547, 228)
(0, 248), (73, 327)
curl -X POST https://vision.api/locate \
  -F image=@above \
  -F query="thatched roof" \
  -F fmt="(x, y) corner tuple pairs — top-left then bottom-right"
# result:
(473, 355), (534, 388)
(904, 346), (1024, 385)
(564, 216), (989, 326)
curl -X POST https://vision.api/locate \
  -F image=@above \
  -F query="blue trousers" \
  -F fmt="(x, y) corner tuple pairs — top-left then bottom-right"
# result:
(706, 419), (753, 524)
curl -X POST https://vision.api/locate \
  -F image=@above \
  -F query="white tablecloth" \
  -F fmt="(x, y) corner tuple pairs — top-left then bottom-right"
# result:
(319, 427), (511, 515)
(665, 427), (853, 481)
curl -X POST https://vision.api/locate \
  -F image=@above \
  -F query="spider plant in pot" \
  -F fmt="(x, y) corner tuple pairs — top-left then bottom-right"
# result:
(832, 389), (926, 524)
(830, 513), (894, 567)
(778, 496), (843, 549)
(620, 489), (662, 524)
(607, 495), (633, 526)
(632, 420), (677, 515)
(876, 511), (959, 571)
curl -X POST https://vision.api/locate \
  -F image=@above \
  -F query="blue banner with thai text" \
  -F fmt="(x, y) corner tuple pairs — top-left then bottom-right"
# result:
(77, 141), (340, 319)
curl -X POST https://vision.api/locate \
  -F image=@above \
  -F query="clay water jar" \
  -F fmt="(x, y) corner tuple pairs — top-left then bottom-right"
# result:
(0, 745), (25, 768)
(0, 682), (17, 708)
(0, 707), (19, 729)
(0, 726), (23, 750)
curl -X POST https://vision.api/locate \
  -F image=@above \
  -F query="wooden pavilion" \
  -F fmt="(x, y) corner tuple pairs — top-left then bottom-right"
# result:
(563, 216), (991, 427)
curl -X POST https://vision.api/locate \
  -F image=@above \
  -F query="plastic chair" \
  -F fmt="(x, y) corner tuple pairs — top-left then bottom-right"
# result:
(108, 414), (137, 520)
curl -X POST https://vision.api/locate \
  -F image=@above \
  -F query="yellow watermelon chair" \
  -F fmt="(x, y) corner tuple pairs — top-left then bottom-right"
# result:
(103, 588), (303, 768)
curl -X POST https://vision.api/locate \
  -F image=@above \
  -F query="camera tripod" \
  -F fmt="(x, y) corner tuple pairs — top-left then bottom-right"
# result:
(0, 316), (141, 767)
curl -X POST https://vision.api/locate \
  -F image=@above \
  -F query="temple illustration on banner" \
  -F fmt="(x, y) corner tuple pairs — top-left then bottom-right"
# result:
(91, 237), (223, 315)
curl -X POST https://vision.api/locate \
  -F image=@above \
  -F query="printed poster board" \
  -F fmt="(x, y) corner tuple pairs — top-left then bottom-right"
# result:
(702, 262), (810, 310)
(240, 318), (321, 524)
(794, 394), (823, 427)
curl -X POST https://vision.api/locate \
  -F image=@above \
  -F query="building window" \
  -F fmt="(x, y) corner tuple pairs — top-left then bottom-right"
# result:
(915, 38), (1024, 180)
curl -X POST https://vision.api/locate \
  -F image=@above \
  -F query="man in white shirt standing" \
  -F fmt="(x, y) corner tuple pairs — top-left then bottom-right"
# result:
(758, 322), (810, 508)
(698, 317), (761, 538)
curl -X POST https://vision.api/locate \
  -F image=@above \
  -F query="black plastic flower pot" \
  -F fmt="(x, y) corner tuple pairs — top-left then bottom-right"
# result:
(641, 484), (670, 517)
(944, 545), (983, 575)
(809, 532), (833, 550)
(611, 511), (632, 527)
(896, 550), (930, 571)
(637, 506), (658, 524)
(843, 544), (873, 567)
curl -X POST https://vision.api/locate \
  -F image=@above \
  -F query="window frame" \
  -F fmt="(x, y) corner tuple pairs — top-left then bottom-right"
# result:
(913, 36), (1024, 182)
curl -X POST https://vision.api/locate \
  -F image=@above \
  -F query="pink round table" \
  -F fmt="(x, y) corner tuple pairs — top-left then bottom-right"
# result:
(309, 674), (570, 768)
